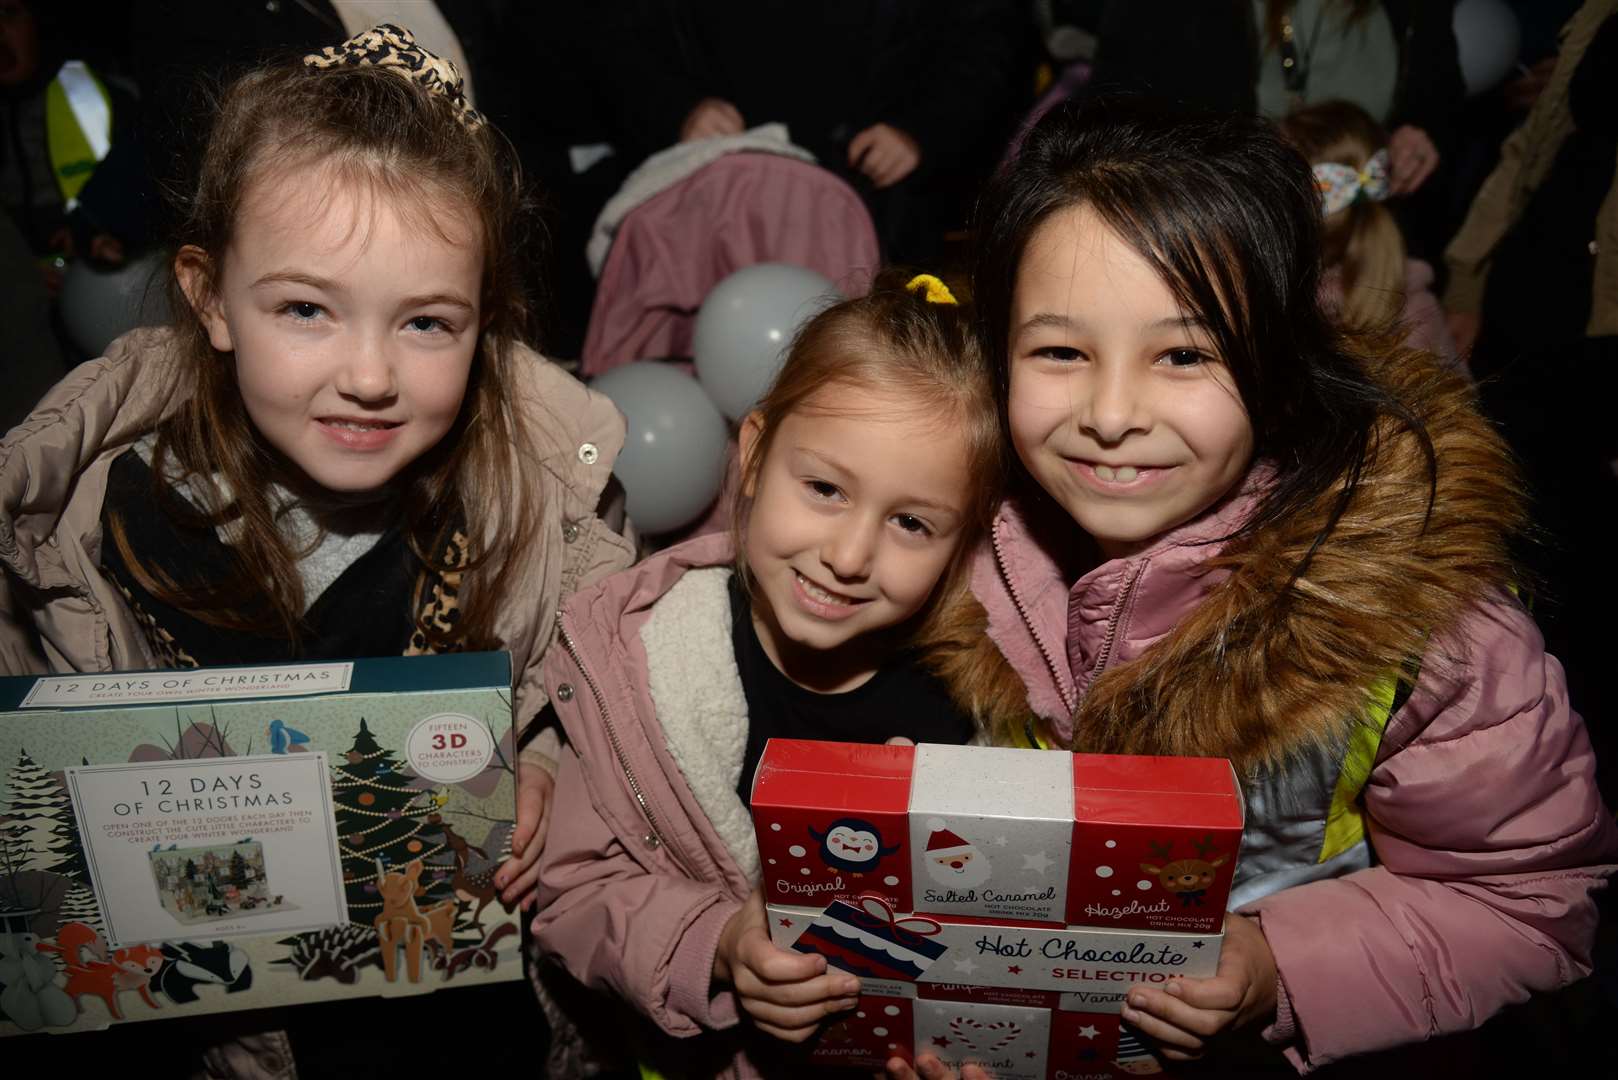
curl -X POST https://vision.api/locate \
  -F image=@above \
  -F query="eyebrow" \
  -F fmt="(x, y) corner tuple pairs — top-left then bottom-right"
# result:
(250, 271), (475, 313)
(796, 447), (964, 519)
(1013, 311), (1209, 338)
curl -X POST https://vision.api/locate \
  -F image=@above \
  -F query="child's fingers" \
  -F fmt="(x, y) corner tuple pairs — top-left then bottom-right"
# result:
(738, 931), (850, 987)
(1163, 974), (1245, 1013)
(496, 788), (547, 895)
(734, 965), (859, 1009)
(913, 1053), (962, 1080)
(751, 1015), (828, 1043)
(740, 992), (858, 1033)
(1116, 1004), (1208, 1056)
(498, 858), (543, 909)
(1126, 985), (1232, 1039)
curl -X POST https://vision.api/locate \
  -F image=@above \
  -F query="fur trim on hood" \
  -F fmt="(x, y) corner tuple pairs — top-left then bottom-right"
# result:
(935, 347), (1526, 772)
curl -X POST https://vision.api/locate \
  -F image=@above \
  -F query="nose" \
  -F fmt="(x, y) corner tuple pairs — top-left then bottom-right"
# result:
(335, 332), (398, 402)
(1077, 361), (1148, 444)
(820, 514), (878, 582)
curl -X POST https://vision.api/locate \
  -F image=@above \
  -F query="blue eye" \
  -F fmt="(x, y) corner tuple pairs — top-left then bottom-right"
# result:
(284, 301), (323, 321)
(408, 315), (449, 334)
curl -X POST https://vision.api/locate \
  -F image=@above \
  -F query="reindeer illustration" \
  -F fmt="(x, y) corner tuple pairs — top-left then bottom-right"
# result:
(373, 859), (456, 983)
(1139, 836), (1229, 907)
(434, 817), (512, 926)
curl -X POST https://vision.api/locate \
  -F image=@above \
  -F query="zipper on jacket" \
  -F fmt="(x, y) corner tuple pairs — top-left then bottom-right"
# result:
(556, 617), (695, 878)
(1089, 561), (1145, 685)
(992, 520), (1077, 715)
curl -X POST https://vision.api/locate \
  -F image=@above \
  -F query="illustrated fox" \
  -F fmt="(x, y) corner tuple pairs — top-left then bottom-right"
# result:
(36, 922), (164, 1019)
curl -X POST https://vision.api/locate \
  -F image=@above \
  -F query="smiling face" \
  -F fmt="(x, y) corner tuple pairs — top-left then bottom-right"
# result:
(1008, 205), (1254, 558)
(180, 163), (483, 495)
(740, 385), (972, 689)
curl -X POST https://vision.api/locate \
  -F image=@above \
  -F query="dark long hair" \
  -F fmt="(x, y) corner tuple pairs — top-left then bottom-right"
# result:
(972, 94), (1433, 580)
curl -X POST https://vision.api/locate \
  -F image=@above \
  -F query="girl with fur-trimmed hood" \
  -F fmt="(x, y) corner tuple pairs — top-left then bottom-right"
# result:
(949, 95), (1618, 1073)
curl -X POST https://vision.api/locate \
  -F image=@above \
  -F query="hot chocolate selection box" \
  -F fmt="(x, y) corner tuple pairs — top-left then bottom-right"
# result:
(1066, 755), (1244, 935)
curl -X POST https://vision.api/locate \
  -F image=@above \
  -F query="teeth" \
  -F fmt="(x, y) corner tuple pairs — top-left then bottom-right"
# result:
(797, 572), (853, 606)
(1095, 465), (1115, 481)
(328, 419), (389, 431)
(1115, 466), (1138, 482)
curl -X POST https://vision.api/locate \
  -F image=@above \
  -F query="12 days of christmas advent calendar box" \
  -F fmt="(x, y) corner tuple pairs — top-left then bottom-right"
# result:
(0, 654), (521, 1036)
(752, 740), (1245, 933)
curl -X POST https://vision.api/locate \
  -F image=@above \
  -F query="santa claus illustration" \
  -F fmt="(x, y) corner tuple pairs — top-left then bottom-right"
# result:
(923, 818), (992, 888)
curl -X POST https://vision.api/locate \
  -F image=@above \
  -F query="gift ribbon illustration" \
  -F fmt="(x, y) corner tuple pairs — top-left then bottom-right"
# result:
(844, 894), (942, 948)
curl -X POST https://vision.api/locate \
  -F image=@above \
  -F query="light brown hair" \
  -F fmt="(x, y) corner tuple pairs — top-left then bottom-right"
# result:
(1280, 100), (1408, 332)
(111, 58), (543, 650)
(732, 268), (1003, 642)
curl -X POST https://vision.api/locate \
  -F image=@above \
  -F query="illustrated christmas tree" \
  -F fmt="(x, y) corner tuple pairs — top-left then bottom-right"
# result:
(2, 750), (72, 873)
(230, 849), (248, 887)
(331, 718), (452, 922)
(0, 750), (101, 932)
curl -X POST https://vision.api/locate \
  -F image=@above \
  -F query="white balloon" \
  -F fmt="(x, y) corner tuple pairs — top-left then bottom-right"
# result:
(693, 262), (840, 420)
(1453, 0), (1521, 98)
(58, 252), (171, 357)
(591, 362), (730, 535)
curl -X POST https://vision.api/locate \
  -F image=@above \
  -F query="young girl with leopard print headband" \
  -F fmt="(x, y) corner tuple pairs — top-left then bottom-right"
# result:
(0, 23), (632, 942)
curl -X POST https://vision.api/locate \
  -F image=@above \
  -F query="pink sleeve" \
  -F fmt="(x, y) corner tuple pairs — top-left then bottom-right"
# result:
(532, 744), (745, 1036)
(1246, 599), (1618, 1072)
(1402, 286), (1462, 372)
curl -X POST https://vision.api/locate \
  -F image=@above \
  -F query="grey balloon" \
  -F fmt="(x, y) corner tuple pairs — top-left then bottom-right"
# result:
(592, 362), (731, 535)
(693, 262), (840, 420)
(58, 251), (172, 357)
(1453, 0), (1520, 97)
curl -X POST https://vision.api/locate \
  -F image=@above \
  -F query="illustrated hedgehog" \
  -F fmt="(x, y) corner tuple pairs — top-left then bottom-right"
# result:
(275, 924), (380, 984)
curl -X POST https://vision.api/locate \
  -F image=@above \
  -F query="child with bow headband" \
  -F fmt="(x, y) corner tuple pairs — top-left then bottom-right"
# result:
(1281, 100), (1459, 368)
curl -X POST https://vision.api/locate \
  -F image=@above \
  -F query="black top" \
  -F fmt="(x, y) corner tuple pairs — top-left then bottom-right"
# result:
(99, 448), (418, 666)
(730, 575), (975, 805)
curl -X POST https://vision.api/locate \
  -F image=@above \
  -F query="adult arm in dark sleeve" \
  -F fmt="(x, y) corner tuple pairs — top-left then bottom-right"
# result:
(1386, 0), (1466, 153)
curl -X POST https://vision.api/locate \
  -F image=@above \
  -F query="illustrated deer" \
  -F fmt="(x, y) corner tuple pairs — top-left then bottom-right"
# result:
(434, 817), (511, 926)
(373, 858), (456, 983)
(1140, 836), (1228, 907)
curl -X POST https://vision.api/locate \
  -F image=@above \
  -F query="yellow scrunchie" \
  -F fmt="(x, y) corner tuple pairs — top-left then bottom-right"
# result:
(905, 273), (958, 306)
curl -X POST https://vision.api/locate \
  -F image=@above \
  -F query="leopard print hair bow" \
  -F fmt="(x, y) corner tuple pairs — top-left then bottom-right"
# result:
(303, 23), (484, 130)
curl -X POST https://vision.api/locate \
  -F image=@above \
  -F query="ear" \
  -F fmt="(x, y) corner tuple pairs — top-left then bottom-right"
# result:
(1210, 855), (1228, 868)
(1139, 863), (1161, 875)
(737, 411), (766, 498)
(173, 245), (234, 354)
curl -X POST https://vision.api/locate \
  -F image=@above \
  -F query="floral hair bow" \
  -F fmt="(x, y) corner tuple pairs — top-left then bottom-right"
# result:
(304, 23), (484, 130)
(1312, 148), (1390, 216)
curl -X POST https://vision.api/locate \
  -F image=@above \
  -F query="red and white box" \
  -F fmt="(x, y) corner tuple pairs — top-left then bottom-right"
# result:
(751, 741), (1244, 930)
(1066, 755), (1244, 934)
(752, 740), (915, 912)
(910, 744), (1074, 923)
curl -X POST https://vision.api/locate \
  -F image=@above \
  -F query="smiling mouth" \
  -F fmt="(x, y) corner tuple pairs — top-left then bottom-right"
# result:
(320, 417), (402, 431)
(794, 570), (864, 607)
